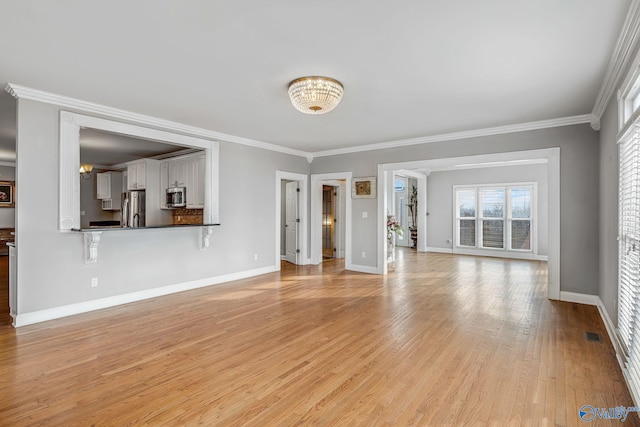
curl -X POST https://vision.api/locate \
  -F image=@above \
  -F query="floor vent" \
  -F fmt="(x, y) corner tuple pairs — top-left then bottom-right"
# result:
(585, 331), (602, 342)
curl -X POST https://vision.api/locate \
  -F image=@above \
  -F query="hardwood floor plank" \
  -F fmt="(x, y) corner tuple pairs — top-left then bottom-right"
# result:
(0, 249), (637, 425)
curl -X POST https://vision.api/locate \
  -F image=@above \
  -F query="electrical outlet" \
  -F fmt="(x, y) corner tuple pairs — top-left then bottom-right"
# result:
(91, 277), (98, 288)
(362, 251), (366, 258)
(254, 254), (258, 261)
(362, 212), (368, 218)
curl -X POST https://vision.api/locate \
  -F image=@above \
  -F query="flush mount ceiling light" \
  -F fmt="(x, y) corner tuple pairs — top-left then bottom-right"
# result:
(288, 76), (344, 114)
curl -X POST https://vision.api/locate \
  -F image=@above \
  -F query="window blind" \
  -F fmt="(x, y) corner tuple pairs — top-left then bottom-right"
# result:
(619, 125), (640, 397)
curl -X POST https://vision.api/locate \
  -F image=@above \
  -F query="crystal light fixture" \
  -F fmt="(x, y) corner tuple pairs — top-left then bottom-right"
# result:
(288, 76), (344, 114)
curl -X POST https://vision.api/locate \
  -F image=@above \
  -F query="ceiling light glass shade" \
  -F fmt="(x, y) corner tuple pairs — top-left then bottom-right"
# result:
(79, 164), (93, 174)
(288, 76), (344, 114)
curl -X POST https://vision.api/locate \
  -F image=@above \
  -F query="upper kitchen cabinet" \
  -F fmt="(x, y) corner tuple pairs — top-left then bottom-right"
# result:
(160, 152), (205, 209)
(168, 160), (187, 188)
(96, 171), (123, 210)
(186, 154), (205, 209)
(127, 161), (146, 190)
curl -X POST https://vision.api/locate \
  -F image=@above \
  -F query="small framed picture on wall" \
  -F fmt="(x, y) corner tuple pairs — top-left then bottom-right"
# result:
(352, 177), (376, 198)
(0, 181), (15, 208)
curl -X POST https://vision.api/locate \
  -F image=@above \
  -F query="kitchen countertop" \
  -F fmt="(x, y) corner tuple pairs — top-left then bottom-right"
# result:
(71, 223), (220, 232)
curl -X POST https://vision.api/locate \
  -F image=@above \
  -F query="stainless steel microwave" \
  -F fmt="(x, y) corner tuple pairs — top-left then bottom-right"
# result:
(166, 187), (186, 208)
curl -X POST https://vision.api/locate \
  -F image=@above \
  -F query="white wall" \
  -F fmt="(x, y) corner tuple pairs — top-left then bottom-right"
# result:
(311, 124), (600, 295)
(15, 98), (310, 316)
(426, 164), (548, 255)
(0, 165), (15, 228)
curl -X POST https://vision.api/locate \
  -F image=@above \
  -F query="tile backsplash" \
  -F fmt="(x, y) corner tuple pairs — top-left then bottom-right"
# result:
(173, 209), (203, 225)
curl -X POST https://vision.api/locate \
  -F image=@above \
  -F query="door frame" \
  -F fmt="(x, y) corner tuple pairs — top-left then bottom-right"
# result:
(311, 172), (352, 267)
(275, 171), (308, 270)
(320, 180), (345, 258)
(376, 147), (560, 300)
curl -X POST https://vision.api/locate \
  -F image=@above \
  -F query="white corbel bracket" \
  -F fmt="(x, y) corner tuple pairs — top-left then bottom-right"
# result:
(84, 231), (102, 264)
(201, 226), (214, 250)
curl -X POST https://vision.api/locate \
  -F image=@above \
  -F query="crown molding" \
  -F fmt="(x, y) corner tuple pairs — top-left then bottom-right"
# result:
(4, 83), (309, 159)
(591, 0), (640, 121)
(6, 83), (594, 161)
(310, 114), (593, 158)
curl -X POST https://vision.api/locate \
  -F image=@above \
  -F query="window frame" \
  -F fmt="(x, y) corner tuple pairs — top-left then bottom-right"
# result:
(453, 182), (537, 258)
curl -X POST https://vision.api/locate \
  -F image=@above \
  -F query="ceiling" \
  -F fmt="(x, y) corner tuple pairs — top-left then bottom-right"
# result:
(0, 1), (632, 161)
(79, 128), (196, 167)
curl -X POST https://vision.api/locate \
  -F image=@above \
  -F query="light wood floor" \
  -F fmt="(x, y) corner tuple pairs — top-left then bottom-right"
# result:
(0, 249), (636, 426)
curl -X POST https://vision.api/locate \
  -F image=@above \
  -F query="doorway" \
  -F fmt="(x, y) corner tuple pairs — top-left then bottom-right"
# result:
(310, 173), (352, 267)
(376, 148), (560, 300)
(275, 171), (308, 269)
(322, 185), (337, 259)
(393, 176), (410, 248)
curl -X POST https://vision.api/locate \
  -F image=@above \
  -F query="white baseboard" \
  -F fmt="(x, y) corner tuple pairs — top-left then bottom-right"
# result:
(13, 265), (277, 327)
(596, 296), (623, 357)
(280, 255), (286, 260)
(595, 296), (640, 407)
(346, 263), (378, 274)
(452, 247), (545, 261)
(559, 291), (599, 306)
(426, 247), (454, 254)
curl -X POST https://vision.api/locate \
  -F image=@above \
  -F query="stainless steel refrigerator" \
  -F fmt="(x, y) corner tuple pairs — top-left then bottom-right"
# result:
(121, 190), (146, 228)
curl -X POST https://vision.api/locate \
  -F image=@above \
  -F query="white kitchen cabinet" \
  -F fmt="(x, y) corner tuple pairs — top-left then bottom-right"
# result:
(168, 160), (187, 188)
(96, 173), (111, 199)
(186, 154), (205, 208)
(127, 162), (146, 190)
(96, 172), (122, 210)
(159, 162), (169, 209)
(160, 153), (205, 209)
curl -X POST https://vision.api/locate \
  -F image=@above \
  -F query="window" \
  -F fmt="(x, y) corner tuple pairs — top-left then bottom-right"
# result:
(618, 124), (640, 398)
(456, 189), (476, 247)
(455, 184), (534, 253)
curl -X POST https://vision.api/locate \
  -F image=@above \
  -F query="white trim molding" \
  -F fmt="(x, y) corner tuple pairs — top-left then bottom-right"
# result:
(559, 291), (599, 306)
(592, 0), (640, 123)
(378, 148), (560, 300)
(58, 110), (220, 233)
(7, 83), (594, 161)
(313, 115), (591, 158)
(13, 265), (277, 327)
(5, 83), (308, 159)
(426, 247), (454, 254)
(597, 297), (624, 358)
(347, 264), (378, 275)
(310, 172), (352, 268)
(595, 297), (640, 407)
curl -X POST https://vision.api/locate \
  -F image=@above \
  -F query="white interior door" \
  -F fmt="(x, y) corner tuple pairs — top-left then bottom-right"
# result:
(285, 181), (299, 264)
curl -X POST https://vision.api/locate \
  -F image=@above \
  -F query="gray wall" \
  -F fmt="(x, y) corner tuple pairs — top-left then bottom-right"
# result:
(15, 98), (309, 314)
(0, 165), (15, 228)
(311, 124), (600, 294)
(426, 164), (548, 255)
